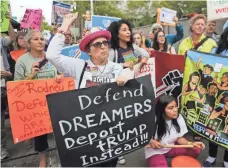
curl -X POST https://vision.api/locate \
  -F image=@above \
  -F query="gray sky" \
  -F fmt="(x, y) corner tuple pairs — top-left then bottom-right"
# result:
(10, 0), (53, 24)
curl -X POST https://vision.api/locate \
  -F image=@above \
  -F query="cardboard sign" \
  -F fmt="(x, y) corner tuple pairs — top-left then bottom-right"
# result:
(207, 0), (228, 21)
(156, 8), (176, 27)
(20, 9), (42, 30)
(181, 50), (228, 149)
(51, 1), (71, 25)
(0, 1), (9, 32)
(91, 15), (121, 30)
(10, 49), (26, 61)
(47, 75), (155, 167)
(7, 78), (75, 144)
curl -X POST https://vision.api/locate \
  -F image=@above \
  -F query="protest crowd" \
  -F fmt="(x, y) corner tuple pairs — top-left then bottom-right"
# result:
(1, 0), (228, 168)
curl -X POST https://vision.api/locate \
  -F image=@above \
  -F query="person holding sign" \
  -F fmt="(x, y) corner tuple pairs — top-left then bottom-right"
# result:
(150, 16), (183, 46)
(108, 20), (149, 70)
(152, 30), (176, 54)
(46, 13), (131, 167)
(178, 14), (217, 55)
(145, 95), (205, 167)
(14, 30), (64, 167)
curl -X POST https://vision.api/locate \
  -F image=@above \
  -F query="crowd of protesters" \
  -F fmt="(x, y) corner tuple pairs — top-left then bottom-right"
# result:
(1, 9), (228, 168)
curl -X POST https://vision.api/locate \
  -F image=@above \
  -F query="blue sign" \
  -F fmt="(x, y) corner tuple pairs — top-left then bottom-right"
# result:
(61, 45), (90, 61)
(52, 1), (71, 25)
(91, 15), (121, 30)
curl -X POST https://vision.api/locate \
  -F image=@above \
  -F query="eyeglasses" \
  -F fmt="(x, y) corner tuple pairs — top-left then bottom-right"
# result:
(158, 35), (165, 38)
(90, 40), (110, 48)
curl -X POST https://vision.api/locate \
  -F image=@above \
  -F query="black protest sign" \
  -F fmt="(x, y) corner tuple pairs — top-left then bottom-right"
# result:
(47, 75), (155, 167)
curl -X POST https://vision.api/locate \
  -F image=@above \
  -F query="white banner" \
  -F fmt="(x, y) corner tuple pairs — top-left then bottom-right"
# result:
(207, 0), (228, 21)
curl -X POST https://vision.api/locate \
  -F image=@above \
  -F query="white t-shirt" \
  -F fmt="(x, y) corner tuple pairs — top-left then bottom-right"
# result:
(80, 59), (123, 88)
(46, 33), (123, 89)
(145, 114), (188, 159)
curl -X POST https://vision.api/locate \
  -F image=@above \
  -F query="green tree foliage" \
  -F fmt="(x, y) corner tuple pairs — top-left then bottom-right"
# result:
(40, 16), (53, 32)
(126, 0), (206, 27)
(125, 1), (154, 27)
(70, 1), (124, 18)
(59, 0), (207, 28)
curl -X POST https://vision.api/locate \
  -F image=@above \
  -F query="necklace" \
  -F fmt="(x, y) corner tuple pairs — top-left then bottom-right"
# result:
(91, 60), (107, 74)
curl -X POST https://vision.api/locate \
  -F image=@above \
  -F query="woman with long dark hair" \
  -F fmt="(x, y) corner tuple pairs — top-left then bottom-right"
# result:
(152, 30), (176, 54)
(145, 95), (204, 167)
(108, 20), (149, 70)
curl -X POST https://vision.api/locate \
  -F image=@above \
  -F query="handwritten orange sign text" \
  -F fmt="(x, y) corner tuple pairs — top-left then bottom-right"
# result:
(7, 78), (75, 143)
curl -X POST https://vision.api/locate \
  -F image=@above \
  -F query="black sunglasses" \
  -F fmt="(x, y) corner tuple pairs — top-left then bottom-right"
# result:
(90, 40), (110, 48)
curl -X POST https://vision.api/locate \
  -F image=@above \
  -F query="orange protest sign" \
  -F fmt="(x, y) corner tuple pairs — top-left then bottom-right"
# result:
(7, 78), (75, 144)
(10, 49), (26, 61)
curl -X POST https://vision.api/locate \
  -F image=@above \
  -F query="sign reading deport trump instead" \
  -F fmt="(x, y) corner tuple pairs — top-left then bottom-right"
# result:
(47, 75), (155, 167)
(7, 78), (75, 143)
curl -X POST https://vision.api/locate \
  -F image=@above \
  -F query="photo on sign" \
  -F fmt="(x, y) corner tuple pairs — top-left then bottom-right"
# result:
(51, 1), (71, 25)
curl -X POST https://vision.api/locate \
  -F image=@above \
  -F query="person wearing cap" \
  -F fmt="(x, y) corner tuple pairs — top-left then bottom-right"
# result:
(205, 21), (220, 43)
(178, 14), (217, 55)
(46, 13), (132, 167)
(47, 13), (130, 89)
(150, 17), (184, 46)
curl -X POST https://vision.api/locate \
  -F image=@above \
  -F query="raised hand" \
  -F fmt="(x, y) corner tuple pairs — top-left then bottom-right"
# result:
(60, 13), (78, 32)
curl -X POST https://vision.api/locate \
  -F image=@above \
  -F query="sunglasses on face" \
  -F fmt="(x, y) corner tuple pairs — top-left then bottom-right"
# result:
(90, 40), (110, 48)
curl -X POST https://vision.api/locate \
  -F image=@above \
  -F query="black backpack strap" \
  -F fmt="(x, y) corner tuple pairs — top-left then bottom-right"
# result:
(194, 36), (209, 50)
(78, 62), (88, 88)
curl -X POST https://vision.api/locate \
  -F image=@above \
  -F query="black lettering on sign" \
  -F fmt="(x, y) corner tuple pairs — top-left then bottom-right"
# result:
(47, 75), (155, 167)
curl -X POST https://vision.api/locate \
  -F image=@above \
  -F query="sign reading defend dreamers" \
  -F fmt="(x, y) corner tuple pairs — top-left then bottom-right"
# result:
(47, 75), (155, 167)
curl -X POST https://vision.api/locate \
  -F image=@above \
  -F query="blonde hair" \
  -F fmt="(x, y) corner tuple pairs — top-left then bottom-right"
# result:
(189, 14), (207, 32)
(133, 32), (146, 48)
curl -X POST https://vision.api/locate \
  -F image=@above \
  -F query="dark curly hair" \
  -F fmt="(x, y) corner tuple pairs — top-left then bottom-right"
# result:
(107, 19), (133, 50)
